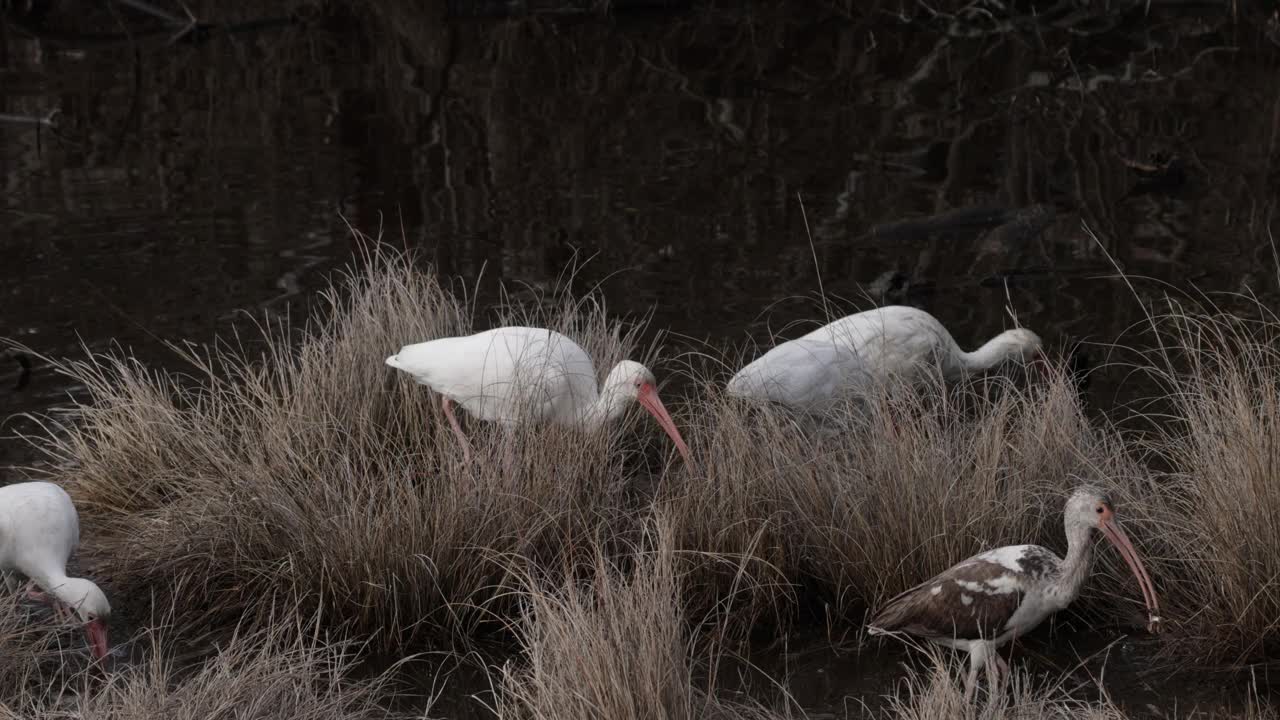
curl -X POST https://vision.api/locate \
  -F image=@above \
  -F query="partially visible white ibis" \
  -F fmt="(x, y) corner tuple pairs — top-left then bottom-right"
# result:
(868, 486), (1161, 701)
(727, 305), (1043, 415)
(386, 326), (691, 463)
(0, 481), (111, 661)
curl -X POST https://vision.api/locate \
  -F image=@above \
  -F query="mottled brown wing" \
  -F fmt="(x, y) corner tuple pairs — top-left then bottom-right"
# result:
(869, 559), (1027, 641)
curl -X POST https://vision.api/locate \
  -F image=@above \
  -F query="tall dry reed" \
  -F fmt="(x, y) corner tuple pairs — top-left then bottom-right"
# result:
(494, 519), (793, 720)
(1133, 302), (1280, 665)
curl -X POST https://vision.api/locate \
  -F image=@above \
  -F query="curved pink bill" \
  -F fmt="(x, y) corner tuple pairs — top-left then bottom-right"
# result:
(1100, 517), (1162, 631)
(85, 618), (110, 661)
(637, 383), (692, 464)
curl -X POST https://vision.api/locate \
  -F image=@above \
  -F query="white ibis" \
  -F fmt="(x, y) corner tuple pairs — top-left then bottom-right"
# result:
(727, 306), (1042, 415)
(386, 326), (691, 463)
(868, 487), (1161, 701)
(0, 481), (111, 661)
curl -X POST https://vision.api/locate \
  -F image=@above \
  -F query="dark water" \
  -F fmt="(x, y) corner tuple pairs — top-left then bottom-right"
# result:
(379, 624), (1248, 718)
(3, 0), (1279, 715)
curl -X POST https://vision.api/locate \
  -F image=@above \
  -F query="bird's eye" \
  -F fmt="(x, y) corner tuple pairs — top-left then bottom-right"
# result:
(1095, 505), (1104, 514)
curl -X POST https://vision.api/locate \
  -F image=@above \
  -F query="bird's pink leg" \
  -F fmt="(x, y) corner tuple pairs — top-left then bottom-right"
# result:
(963, 648), (981, 703)
(964, 640), (1006, 704)
(982, 652), (1004, 710)
(441, 396), (472, 463)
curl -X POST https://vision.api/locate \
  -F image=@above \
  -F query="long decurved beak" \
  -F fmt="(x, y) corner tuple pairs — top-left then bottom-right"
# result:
(85, 619), (110, 661)
(1100, 517), (1162, 632)
(637, 383), (692, 464)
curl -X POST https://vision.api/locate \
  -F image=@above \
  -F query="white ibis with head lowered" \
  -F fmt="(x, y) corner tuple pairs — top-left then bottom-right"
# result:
(868, 487), (1161, 701)
(386, 326), (691, 463)
(727, 305), (1042, 415)
(0, 481), (111, 661)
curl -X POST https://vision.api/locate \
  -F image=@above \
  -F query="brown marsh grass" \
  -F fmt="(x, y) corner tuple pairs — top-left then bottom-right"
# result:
(0, 618), (382, 720)
(885, 652), (1127, 720)
(663, 363), (1158, 637)
(0, 596), (83, 710)
(12, 243), (1272, 685)
(886, 649), (1278, 720)
(58, 626), (381, 720)
(12, 244), (1165, 657)
(1131, 302), (1280, 666)
(18, 245), (669, 651)
(494, 519), (793, 720)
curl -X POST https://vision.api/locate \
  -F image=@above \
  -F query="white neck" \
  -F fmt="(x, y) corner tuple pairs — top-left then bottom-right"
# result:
(34, 571), (88, 610)
(33, 569), (69, 590)
(1050, 522), (1095, 601)
(958, 335), (1019, 375)
(580, 380), (632, 427)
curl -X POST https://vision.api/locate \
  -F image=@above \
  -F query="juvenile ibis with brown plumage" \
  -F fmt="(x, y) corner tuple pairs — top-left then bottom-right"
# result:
(868, 487), (1161, 701)
(1, 481), (111, 661)
(386, 326), (691, 463)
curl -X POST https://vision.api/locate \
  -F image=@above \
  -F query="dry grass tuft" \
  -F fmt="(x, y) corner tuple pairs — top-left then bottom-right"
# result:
(20, 245), (667, 651)
(1134, 302), (1280, 665)
(495, 519), (792, 720)
(63, 626), (380, 720)
(886, 648), (1279, 720)
(657, 383), (802, 636)
(0, 617), (381, 720)
(663, 364), (1156, 636)
(885, 652), (1127, 720)
(0, 596), (85, 710)
(13, 240), (1260, 688)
